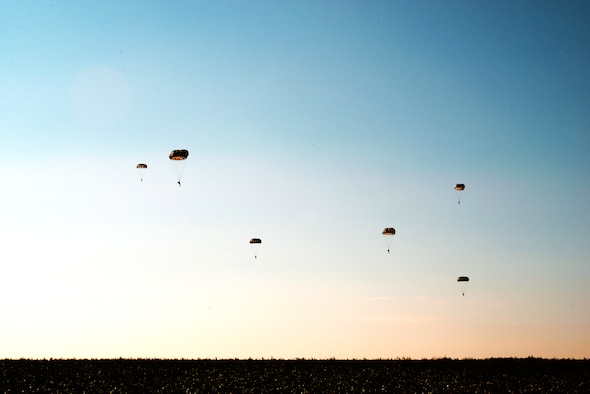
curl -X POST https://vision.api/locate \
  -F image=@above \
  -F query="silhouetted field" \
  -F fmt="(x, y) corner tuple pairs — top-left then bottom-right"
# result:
(1, 358), (588, 393)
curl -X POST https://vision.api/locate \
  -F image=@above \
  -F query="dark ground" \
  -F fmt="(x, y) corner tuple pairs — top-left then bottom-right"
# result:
(0, 358), (588, 393)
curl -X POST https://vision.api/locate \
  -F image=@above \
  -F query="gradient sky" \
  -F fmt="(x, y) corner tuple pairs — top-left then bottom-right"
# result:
(1, 0), (589, 359)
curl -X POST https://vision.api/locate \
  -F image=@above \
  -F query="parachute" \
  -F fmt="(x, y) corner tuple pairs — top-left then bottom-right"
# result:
(382, 227), (395, 253)
(457, 276), (469, 296)
(169, 149), (189, 186)
(249, 238), (262, 259)
(169, 149), (189, 160)
(136, 163), (147, 182)
(454, 183), (465, 204)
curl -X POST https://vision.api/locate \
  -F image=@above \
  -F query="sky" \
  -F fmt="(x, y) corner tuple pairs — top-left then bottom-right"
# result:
(1, 0), (589, 360)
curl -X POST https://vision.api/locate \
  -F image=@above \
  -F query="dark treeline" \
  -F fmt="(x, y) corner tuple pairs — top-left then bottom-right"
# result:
(1, 358), (588, 393)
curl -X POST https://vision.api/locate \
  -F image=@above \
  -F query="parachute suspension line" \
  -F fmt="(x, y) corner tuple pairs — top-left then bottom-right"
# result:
(169, 149), (189, 187)
(382, 227), (395, 254)
(249, 238), (262, 260)
(454, 183), (465, 205)
(457, 276), (469, 296)
(172, 162), (186, 186)
(136, 163), (148, 183)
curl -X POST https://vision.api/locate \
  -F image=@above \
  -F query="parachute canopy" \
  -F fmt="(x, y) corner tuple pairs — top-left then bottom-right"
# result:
(382, 227), (396, 236)
(457, 276), (469, 282)
(169, 149), (189, 161)
(136, 163), (148, 169)
(454, 183), (465, 191)
(249, 238), (262, 244)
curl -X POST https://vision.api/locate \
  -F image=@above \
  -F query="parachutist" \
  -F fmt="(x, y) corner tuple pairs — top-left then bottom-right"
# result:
(387, 249), (390, 253)
(178, 181), (181, 187)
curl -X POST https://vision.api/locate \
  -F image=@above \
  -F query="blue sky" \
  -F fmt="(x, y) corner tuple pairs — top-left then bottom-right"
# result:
(1, 0), (589, 359)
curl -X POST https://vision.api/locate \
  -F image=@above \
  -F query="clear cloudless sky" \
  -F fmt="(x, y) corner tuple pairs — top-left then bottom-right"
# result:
(1, 0), (589, 359)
